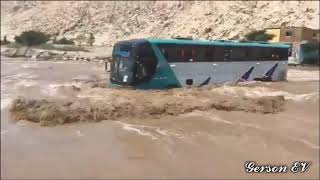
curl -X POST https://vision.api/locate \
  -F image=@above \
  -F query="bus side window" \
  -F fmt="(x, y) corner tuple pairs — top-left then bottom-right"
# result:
(159, 44), (179, 62)
(271, 48), (280, 60)
(230, 47), (247, 61)
(213, 46), (225, 61)
(176, 47), (185, 62)
(204, 46), (214, 62)
(184, 47), (191, 62)
(260, 47), (272, 61)
(249, 47), (261, 61)
(280, 48), (289, 60)
(184, 46), (194, 62)
(275, 48), (288, 60)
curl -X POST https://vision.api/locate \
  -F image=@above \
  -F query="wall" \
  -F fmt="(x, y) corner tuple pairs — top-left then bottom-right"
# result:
(301, 27), (320, 43)
(265, 28), (281, 42)
(280, 27), (319, 44)
(279, 27), (304, 44)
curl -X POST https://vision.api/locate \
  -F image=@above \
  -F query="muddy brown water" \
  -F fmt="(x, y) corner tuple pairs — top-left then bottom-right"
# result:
(1, 57), (319, 179)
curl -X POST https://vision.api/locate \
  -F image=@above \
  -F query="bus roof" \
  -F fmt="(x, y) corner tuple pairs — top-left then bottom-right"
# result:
(146, 38), (291, 48)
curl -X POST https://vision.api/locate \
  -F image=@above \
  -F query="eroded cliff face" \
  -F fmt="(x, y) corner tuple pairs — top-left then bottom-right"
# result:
(1, 1), (319, 46)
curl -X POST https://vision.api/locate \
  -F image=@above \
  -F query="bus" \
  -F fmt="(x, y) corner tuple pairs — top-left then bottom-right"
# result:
(109, 38), (291, 89)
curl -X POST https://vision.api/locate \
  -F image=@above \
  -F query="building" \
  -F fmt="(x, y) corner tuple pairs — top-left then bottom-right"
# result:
(265, 26), (319, 64)
(265, 26), (319, 45)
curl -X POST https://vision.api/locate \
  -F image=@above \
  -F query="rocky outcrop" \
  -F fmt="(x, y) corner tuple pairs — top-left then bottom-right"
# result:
(1, 1), (319, 46)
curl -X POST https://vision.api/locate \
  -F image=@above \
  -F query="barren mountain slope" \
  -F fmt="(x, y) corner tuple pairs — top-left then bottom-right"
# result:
(1, 1), (319, 46)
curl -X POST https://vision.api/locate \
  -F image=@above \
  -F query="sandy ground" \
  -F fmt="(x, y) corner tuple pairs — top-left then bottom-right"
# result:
(1, 57), (319, 179)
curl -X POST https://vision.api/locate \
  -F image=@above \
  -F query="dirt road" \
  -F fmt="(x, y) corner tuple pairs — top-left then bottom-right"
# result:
(1, 57), (319, 179)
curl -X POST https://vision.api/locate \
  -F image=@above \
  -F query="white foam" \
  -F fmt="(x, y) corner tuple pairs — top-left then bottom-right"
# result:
(76, 130), (84, 137)
(48, 82), (82, 89)
(209, 116), (233, 125)
(20, 64), (38, 68)
(10, 73), (33, 79)
(15, 80), (38, 87)
(116, 121), (179, 139)
(290, 137), (319, 150)
(120, 122), (157, 140)
(213, 86), (319, 102)
(1, 98), (12, 110)
(40, 83), (82, 96)
(77, 94), (104, 98)
(156, 128), (169, 136)
(1, 130), (8, 135)
(41, 86), (57, 96)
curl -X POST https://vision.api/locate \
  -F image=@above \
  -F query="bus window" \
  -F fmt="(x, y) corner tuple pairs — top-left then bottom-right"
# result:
(120, 44), (132, 52)
(204, 46), (214, 62)
(158, 44), (179, 62)
(177, 48), (185, 62)
(274, 48), (288, 60)
(260, 48), (273, 61)
(191, 46), (204, 62)
(248, 47), (262, 61)
(213, 46), (225, 61)
(184, 46), (195, 62)
(230, 47), (248, 61)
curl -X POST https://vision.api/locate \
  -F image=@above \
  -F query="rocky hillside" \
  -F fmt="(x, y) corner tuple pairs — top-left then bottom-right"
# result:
(1, 1), (319, 46)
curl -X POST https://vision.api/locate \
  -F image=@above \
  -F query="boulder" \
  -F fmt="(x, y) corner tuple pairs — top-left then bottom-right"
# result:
(36, 51), (52, 60)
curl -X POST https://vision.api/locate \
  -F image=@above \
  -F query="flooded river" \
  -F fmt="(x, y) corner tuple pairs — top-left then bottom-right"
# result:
(1, 57), (319, 179)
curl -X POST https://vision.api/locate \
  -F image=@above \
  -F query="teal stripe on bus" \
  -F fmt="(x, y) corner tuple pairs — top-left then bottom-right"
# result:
(147, 38), (291, 48)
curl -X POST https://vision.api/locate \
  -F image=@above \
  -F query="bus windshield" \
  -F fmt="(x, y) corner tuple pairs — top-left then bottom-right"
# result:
(110, 41), (158, 86)
(110, 44), (136, 85)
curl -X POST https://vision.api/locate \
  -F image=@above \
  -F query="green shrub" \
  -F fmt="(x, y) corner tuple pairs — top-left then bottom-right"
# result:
(14, 30), (50, 46)
(55, 37), (75, 45)
(244, 30), (275, 42)
(6, 42), (23, 48)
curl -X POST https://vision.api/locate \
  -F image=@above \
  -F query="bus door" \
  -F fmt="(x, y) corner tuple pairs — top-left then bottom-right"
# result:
(133, 42), (158, 84)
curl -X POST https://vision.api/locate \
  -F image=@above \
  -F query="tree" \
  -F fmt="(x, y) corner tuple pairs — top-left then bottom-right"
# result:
(87, 33), (95, 46)
(14, 30), (50, 46)
(244, 30), (275, 42)
(74, 34), (87, 46)
(14, 30), (50, 56)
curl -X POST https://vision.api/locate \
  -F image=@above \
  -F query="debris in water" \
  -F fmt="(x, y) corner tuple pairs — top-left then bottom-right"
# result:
(9, 86), (286, 126)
